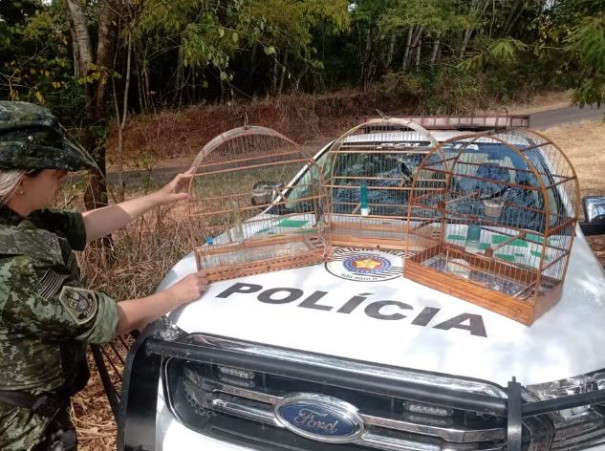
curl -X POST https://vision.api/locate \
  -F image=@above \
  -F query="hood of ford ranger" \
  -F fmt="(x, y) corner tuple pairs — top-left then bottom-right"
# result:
(160, 232), (605, 388)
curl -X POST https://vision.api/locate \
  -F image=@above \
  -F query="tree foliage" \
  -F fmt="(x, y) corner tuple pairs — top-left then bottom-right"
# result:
(564, 12), (605, 106)
(0, 0), (83, 120)
(1, 0), (604, 116)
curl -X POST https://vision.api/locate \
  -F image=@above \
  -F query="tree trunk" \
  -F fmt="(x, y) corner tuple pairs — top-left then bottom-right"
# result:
(143, 65), (151, 111)
(488, 0), (497, 39)
(175, 45), (185, 106)
(405, 26), (423, 70)
(460, 28), (472, 58)
(415, 35), (422, 69)
(402, 27), (413, 69)
(360, 27), (372, 87)
(113, 32), (132, 202)
(386, 33), (396, 69)
(68, 25), (81, 78)
(294, 66), (308, 92)
(95, 0), (119, 119)
(191, 68), (196, 104)
(431, 39), (440, 64)
(67, 0), (121, 211)
(504, 1), (526, 37)
(66, 0), (93, 77)
(83, 0), (119, 210)
(278, 52), (288, 95)
(272, 53), (279, 94)
(249, 43), (257, 80)
(461, 0), (489, 59)
(135, 58), (145, 113)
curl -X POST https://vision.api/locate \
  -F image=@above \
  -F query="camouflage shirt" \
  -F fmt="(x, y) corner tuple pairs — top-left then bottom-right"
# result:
(0, 205), (119, 450)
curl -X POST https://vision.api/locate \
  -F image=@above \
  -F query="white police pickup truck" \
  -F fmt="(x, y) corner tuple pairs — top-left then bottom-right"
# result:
(115, 116), (605, 451)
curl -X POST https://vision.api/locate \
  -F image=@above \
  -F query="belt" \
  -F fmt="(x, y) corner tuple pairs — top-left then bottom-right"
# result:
(0, 390), (65, 417)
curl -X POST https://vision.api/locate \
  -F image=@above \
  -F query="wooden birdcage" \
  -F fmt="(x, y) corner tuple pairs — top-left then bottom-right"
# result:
(323, 118), (438, 251)
(187, 126), (330, 281)
(404, 129), (580, 325)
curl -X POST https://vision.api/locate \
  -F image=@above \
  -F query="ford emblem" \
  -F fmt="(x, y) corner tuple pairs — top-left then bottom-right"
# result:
(275, 393), (364, 443)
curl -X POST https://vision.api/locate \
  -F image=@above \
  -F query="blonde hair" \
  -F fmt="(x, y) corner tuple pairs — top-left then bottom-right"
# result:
(0, 170), (26, 205)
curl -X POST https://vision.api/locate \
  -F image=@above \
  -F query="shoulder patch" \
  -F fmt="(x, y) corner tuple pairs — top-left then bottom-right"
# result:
(59, 286), (98, 325)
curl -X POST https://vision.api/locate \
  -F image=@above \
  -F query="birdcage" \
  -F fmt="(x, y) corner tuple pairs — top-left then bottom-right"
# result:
(323, 118), (438, 251)
(404, 129), (579, 325)
(187, 126), (330, 281)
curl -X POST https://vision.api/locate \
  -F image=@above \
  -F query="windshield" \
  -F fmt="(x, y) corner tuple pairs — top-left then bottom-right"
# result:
(275, 140), (562, 233)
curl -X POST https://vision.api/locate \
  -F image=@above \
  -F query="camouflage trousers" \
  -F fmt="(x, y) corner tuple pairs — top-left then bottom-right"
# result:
(0, 405), (77, 451)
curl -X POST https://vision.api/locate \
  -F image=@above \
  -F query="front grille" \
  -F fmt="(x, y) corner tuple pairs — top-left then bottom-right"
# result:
(162, 334), (510, 451)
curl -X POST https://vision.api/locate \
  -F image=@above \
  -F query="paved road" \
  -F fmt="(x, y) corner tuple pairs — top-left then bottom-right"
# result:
(530, 104), (603, 129)
(106, 104), (604, 186)
(107, 165), (186, 186)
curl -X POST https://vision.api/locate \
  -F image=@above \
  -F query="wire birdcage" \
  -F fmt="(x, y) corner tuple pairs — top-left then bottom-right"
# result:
(405, 128), (579, 325)
(187, 126), (330, 281)
(323, 118), (438, 251)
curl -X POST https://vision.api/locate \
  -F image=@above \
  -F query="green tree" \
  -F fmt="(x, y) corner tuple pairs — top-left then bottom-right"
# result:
(551, 0), (605, 106)
(136, 0), (243, 104)
(238, 0), (349, 94)
(0, 0), (81, 115)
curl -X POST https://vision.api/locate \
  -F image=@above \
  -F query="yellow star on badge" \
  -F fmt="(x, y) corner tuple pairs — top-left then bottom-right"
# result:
(354, 259), (382, 269)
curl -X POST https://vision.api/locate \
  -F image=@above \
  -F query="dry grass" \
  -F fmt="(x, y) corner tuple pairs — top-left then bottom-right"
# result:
(104, 89), (402, 172)
(71, 361), (118, 450)
(541, 120), (605, 198)
(79, 207), (191, 301)
(74, 95), (604, 451)
(540, 119), (605, 264)
(500, 90), (573, 115)
(62, 189), (192, 451)
(105, 89), (575, 174)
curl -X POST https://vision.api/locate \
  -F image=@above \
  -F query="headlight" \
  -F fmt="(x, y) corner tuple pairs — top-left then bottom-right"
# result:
(526, 370), (605, 450)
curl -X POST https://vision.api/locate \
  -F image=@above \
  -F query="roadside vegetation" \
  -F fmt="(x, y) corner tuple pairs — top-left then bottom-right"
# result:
(3, 0), (604, 199)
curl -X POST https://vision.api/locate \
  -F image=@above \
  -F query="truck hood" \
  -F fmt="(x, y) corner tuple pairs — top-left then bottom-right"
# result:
(160, 233), (605, 388)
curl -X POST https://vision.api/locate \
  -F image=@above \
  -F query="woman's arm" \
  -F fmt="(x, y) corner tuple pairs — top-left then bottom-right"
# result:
(82, 169), (193, 242)
(115, 271), (209, 335)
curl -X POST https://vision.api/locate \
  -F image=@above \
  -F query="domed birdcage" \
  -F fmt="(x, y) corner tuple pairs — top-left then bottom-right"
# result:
(323, 118), (438, 251)
(187, 126), (330, 281)
(404, 128), (579, 325)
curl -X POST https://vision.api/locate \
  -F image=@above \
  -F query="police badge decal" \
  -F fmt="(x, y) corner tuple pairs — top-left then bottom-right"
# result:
(58, 286), (98, 325)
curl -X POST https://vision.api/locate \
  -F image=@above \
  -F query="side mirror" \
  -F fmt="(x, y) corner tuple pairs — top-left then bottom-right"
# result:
(580, 196), (605, 236)
(251, 181), (285, 206)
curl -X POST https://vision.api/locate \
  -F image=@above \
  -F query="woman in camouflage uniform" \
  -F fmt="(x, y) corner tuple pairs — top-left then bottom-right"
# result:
(0, 101), (209, 450)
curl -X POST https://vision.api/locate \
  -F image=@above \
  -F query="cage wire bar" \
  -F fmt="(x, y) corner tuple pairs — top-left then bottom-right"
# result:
(187, 126), (330, 281)
(405, 128), (579, 325)
(323, 118), (438, 252)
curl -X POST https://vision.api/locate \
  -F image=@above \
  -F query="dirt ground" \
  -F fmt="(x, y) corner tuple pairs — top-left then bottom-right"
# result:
(541, 119), (605, 262)
(77, 95), (604, 451)
(500, 90), (573, 115)
(542, 120), (605, 198)
(104, 90), (575, 173)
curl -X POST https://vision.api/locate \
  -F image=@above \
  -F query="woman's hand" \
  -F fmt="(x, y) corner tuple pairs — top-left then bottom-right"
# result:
(154, 167), (195, 206)
(116, 270), (209, 335)
(168, 271), (209, 305)
(83, 167), (196, 240)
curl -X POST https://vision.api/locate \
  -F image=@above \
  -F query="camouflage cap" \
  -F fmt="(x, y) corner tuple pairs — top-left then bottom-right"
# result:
(0, 101), (96, 171)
